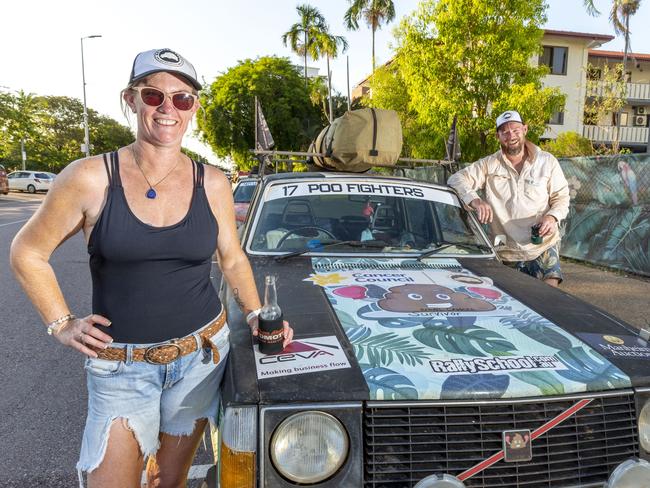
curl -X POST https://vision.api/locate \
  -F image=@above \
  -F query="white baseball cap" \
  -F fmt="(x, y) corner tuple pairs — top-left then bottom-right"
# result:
(496, 110), (523, 130)
(129, 48), (201, 90)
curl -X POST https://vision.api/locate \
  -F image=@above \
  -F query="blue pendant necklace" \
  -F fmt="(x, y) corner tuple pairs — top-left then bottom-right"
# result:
(130, 145), (181, 199)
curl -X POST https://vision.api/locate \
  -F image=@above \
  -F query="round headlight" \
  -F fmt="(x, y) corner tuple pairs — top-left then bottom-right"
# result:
(270, 411), (349, 484)
(639, 401), (650, 453)
(605, 458), (650, 487)
(414, 474), (466, 488)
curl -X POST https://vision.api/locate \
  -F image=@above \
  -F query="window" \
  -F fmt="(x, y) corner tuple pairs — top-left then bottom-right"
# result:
(540, 46), (568, 75)
(549, 111), (565, 125)
(613, 112), (629, 126)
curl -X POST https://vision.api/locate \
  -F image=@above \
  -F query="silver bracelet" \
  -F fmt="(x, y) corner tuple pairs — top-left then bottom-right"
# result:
(46, 313), (76, 336)
(246, 308), (261, 326)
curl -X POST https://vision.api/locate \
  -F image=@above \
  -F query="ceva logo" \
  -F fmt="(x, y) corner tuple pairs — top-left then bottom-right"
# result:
(258, 340), (337, 364)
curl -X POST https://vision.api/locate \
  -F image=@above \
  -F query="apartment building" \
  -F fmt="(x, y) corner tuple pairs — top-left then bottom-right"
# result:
(352, 29), (650, 151)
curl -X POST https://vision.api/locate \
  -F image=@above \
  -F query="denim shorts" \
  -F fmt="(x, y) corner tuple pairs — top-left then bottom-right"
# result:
(76, 318), (230, 485)
(504, 243), (563, 283)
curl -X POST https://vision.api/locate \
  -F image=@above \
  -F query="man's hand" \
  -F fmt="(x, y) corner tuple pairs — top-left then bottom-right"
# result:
(537, 215), (558, 237)
(469, 198), (493, 224)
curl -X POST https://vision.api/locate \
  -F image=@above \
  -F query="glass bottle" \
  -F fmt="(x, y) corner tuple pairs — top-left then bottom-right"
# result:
(258, 275), (284, 354)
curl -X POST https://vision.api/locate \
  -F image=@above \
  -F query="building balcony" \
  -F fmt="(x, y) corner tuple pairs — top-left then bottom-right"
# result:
(587, 81), (650, 103)
(583, 124), (649, 147)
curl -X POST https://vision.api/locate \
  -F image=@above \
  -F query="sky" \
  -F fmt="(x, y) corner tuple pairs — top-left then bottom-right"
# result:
(2, 0), (649, 167)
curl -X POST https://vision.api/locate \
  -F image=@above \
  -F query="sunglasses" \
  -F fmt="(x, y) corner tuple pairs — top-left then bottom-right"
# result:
(131, 86), (198, 111)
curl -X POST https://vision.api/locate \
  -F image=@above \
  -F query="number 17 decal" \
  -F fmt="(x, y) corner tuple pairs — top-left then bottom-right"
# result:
(283, 185), (298, 196)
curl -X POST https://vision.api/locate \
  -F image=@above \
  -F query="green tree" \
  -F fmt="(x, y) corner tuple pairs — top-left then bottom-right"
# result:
(583, 0), (641, 132)
(1, 91), (133, 172)
(197, 56), (322, 170)
(540, 131), (595, 157)
(583, 63), (627, 153)
(344, 0), (396, 72)
(282, 4), (328, 87)
(311, 31), (348, 122)
(364, 58), (443, 158)
(377, 0), (564, 161)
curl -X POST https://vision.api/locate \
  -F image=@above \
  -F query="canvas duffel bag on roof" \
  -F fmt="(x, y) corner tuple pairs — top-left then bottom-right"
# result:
(312, 108), (403, 172)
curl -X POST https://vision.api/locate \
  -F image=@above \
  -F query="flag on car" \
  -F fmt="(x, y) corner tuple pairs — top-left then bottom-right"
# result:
(255, 97), (275, 151)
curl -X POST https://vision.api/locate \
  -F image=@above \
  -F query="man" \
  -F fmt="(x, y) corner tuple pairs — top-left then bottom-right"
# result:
(447, 110), (570, 287)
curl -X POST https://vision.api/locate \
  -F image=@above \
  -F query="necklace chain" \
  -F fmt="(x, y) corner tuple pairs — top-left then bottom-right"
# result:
(130, 145), (182, 193)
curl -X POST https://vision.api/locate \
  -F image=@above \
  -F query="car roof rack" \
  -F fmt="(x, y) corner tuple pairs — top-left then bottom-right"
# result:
(250, 149), (459, 181)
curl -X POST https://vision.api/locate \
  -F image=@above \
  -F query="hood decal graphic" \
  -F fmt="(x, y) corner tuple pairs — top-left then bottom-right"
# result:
(307, 257), (632, 400)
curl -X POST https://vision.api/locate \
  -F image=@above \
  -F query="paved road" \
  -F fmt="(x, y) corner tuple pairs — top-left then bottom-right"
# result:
(2, 192), (648, 486)
(0, 192), (213, 487)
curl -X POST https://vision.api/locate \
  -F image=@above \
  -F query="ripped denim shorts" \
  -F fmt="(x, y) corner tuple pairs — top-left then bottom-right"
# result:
(76, 318), (230, 485)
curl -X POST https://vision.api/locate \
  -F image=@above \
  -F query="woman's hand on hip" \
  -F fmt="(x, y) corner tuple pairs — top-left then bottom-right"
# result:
(53, 314), (113, 357)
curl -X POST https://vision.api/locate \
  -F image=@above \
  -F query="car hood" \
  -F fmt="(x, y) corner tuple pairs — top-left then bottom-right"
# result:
(223, 256), (650, 404)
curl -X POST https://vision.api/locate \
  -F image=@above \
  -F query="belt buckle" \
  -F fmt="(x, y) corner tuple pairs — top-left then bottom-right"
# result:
(144, 340), (181, 365)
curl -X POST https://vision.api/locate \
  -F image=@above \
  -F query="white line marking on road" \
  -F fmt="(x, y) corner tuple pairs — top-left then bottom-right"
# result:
(0, 219), (28, 227)
(188, 464), (212, 479)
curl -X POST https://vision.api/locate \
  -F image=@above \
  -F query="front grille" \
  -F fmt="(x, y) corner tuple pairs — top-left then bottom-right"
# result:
(364, 393), (638, 487)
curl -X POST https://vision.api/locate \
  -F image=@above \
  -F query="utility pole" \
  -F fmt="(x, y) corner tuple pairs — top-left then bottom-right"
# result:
(21, 138), (26, 170)
(81, 34), (102, 157)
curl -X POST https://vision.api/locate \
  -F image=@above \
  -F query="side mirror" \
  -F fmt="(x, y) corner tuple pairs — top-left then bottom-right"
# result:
(493, 234), (506, 247)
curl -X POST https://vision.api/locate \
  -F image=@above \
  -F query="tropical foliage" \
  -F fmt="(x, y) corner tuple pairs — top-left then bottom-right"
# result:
(540, 131), (595, 158)
(0, 91), (134, 172)
(282, 4), (329, 86)
(344, 0), (396, 72)
(365, 0), (565, 161)
(197, 56), (322, 169)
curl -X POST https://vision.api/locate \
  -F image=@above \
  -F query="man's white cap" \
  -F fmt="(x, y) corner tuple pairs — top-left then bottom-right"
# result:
(496, 110), (523, 130)
(129, 48), (201, 90)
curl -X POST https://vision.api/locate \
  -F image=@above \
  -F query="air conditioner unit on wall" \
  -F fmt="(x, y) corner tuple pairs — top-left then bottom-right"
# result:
(635, 106), (647, 115)
(633, 115), (647, 126)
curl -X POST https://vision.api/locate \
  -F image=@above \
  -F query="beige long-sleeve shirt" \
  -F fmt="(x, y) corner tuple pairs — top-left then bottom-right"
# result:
(447, 142), (570, 261)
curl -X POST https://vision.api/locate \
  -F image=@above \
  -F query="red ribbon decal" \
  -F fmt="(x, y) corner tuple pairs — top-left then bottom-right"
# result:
(457, 398), (594, 482)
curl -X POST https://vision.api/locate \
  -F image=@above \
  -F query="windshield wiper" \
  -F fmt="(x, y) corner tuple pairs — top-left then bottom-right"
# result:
(416, 242), (492, 261)
(274, 239), (387, 262)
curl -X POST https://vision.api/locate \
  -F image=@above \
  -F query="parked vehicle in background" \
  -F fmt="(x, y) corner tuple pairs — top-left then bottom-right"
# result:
(212, 168), (650, 488)
(0, 165), (8, 195)
(233, 177), (259, 226)
(7, 171), (55, 193)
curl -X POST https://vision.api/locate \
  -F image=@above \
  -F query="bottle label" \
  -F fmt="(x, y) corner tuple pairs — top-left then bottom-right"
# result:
(258, 316), (284, 354)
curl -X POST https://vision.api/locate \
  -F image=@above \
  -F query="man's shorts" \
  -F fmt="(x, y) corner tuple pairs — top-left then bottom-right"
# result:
(76, 320), (230, 484)
(503, 243), (563, 283)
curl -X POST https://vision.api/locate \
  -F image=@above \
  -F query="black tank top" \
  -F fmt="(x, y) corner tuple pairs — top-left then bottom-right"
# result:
(88, 151), (222, 343)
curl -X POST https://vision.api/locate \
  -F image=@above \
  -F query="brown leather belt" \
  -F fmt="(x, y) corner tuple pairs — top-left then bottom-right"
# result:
(93, 312), (227, 365)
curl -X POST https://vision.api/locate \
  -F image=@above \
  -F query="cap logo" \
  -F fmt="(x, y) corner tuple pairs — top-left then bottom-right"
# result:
(154, 49), (183, 67)
(503, 113), (512, 119)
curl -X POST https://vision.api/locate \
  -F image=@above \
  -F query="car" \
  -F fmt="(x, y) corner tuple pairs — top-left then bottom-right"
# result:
(213, 169), (650, 488)
(0, 165), (8, 195)
(7, 170), (55, 193)
(232, 177), (259, 226)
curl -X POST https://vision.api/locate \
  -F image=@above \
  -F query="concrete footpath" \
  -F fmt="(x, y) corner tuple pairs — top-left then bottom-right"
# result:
(559, 260), (650, 331)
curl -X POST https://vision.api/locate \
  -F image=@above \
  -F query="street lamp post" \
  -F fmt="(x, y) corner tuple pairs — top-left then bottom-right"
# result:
(81, 34), (102, 158)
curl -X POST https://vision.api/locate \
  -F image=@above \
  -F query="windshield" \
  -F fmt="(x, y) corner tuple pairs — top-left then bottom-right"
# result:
(249, 179), (490, 256)
(233, 180), (258, 203)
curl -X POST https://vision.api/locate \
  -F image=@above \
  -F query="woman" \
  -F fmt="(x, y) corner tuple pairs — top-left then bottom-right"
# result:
(10, 48), (292, 488)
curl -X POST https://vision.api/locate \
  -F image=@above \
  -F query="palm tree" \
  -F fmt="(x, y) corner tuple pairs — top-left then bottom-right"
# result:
(311, 32), (348, 122)
(344, 0), (396, 72)
(584, 1), (642, 133)
(282, 4), (328, 87)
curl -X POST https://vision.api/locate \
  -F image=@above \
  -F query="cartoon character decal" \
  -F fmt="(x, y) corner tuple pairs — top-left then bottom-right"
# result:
(378, 284), (496, 313)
